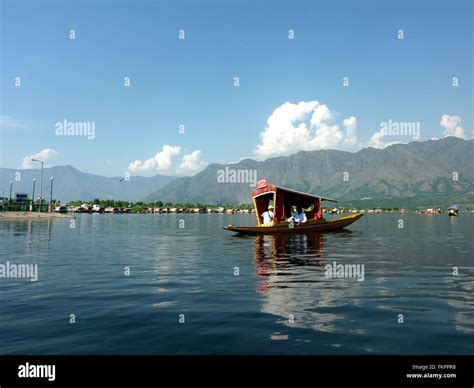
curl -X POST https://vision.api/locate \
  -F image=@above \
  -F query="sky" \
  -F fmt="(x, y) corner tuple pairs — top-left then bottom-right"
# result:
(0, 0), (472, 177)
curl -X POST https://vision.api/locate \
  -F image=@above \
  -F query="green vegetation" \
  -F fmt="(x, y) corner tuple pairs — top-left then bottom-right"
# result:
(66, 199), (254, 213)
(63, 199), (468, 213)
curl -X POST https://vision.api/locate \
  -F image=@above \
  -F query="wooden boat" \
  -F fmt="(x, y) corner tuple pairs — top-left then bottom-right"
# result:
(224, 179), (363, 235)
(225, 213), (363, 234)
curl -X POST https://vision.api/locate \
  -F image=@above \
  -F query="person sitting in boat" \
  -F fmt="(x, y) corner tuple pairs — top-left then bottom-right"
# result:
(288, 206), (307, 225)
(261, 205), (274, 226)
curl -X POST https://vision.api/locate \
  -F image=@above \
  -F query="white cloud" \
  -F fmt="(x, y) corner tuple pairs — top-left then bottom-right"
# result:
(367, 129), (401, 149)
(310, 104), (332, 127)
(253, 101), (361, 159)
(19, 149), (59, 169)
(128, 145), (207, 175)
(342, 116), (360, 147)
(254, 102), (470, 156)
(178, 150), (208, 175)
(153, 145), (181, 171)
(440, 114), (466, 139)
(128, 145), (181, 173)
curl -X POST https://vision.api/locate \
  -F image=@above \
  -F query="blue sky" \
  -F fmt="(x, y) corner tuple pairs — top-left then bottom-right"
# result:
(1, 0), (472, 176)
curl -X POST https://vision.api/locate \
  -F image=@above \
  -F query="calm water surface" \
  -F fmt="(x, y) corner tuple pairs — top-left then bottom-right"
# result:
(0, 213), (473, 354)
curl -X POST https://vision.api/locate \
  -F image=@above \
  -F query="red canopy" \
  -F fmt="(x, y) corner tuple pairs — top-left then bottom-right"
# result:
(251, 183), (337, 225)
(252, 185), (337, 203)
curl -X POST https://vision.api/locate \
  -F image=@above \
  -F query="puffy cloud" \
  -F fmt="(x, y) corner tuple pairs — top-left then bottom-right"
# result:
(367, 127), (403, 149)
(19, 149), (59, 169)
(254, 101), (317, 158)
(254, 102), (469, 156)
(178, 150), (208, 175)
(342, 116), (359, 146)
(307, 122), (343, 150)
(153, 145), (181, 171)
(128, 145), (181, 173)
(253, 101), (361, 159)
(310, 104), (332, 128)
(440, 114), (466, 139)
(343, 116), (356, 131)
(128, 145), (207, 175)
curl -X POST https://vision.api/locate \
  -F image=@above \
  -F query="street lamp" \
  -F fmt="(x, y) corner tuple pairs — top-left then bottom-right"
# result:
(31, 158), (44, 212)
(50, 177), (54, 210)
(32, 178), (36, 211)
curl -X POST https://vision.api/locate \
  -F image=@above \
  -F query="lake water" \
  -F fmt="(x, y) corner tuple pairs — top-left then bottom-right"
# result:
(0, 213), (473, 355)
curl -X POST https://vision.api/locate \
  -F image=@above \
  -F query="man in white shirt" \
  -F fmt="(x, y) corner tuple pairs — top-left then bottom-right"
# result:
(261, 205), (274, 225)
(289, 206), (307, 225)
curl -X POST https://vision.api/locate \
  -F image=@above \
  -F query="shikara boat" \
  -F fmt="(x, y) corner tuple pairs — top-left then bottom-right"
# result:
(224, 179), (363, 235)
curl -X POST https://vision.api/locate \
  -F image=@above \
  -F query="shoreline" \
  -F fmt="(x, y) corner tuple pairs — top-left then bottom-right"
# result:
(0, 212), (73, 220)
(0, 211), (470, 220)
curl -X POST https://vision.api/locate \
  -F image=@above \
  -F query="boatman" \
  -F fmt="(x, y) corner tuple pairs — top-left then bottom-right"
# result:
(289, 206), (307, 225)
(261, 204), (274, 226)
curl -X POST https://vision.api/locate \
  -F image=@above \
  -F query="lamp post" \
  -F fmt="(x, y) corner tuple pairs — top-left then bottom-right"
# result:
(32, 178), (36, 211)
(31, 159), (43, 212)
(9, 181), (13, 202)
(50, 177), (54, 211)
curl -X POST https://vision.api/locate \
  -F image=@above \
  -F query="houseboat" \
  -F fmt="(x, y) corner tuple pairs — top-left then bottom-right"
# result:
(53, 205), (68, 214)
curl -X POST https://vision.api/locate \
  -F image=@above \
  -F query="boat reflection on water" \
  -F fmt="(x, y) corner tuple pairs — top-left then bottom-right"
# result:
(254, 234), (325, 292)
(252, 231), (365, 335)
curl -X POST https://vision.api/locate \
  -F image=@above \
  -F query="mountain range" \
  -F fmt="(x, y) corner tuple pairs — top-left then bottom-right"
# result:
(2, 137), (473, 207)
(146, 137), (474, 208)
(0, 165), (175, 203)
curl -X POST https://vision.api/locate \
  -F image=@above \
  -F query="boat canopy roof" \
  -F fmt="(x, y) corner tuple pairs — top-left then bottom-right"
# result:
(251, 180), (336, 225)
(252, 184), (337, 204)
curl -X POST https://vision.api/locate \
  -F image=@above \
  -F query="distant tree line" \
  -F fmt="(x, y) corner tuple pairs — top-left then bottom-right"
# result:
(65, 199), (254, 213)
(64, 199), (419, 213)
